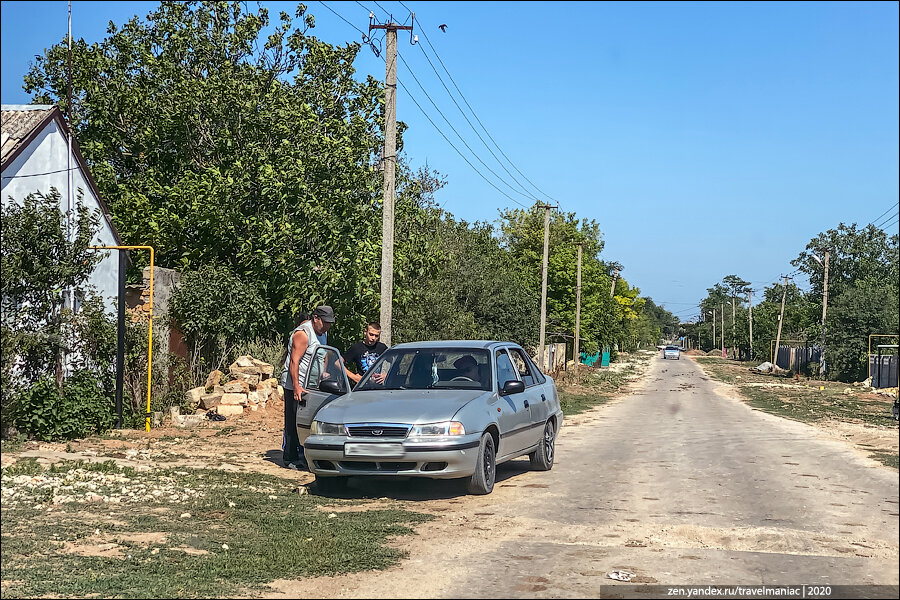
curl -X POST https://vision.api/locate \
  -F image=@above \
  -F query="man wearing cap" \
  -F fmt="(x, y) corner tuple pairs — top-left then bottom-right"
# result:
(279, 305), (335, 470)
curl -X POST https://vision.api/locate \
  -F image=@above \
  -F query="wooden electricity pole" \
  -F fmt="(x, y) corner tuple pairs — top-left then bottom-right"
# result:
(713, 308), (716, 353)
(574, 242), (583, 370)
(747, 289), (754, 361)
(370, 18), (413, 347)
(538, 204), (556, 370)
(773, 276), (789, 368)
(820, 250), (830, 379)
(720, 303), (725, 357)
(610, 268), (618, 297)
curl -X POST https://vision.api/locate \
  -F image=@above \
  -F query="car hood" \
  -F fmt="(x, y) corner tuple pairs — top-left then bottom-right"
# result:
(315, 389), (490, 424)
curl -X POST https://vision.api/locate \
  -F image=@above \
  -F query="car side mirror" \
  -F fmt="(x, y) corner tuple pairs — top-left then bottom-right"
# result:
(318, 379), (346, 396)
(500, 380), (525, 396)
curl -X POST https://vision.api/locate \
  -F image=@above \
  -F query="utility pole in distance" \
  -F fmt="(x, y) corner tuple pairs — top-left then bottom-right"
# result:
(773, 276), (789, 368)
(720, 303), (725, 357)
(820, 250), (829, 379)
(574, 242), (583, 370)
(538, 203), (557, 370)
(713, 308), (716, 353)
(370, 16), (414, 347)
(747, 289), (754, 361)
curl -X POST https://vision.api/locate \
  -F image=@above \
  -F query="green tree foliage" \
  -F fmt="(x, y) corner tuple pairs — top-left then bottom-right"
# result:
(168, 264), (276, 380)
(697, 223), (898, 381)
(1, 190), (115, 438)
(23, 1), (434, 352)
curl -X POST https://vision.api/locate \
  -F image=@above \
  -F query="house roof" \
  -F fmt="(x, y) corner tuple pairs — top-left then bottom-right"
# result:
(1, 104), (124, 246)
(1, 105), (55, 164)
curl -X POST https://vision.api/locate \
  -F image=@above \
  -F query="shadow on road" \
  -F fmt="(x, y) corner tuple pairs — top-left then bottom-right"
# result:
(310, 458), (535, 501)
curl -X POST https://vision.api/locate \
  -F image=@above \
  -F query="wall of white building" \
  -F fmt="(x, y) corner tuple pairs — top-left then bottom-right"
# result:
(1, 117), (120, 314)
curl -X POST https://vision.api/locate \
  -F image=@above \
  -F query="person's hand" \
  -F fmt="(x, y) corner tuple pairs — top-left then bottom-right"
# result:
(321, 371), (331, 380)
(372, 372), (386, 384)
(296, 386), (307, 398)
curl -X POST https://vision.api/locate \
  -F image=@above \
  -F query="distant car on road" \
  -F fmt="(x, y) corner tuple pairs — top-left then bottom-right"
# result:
(663, 345), (680, 360)
(298, 341), (563, 495)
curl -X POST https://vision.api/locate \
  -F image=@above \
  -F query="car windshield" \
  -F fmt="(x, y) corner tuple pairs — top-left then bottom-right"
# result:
(666, 346), (678, 350)
(356, 348), (492, 392)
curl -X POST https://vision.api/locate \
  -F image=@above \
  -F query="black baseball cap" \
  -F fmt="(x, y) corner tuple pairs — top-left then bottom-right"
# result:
(313, 305), (335, 323)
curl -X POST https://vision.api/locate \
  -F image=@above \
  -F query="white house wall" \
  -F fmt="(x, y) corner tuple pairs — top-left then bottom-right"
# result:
(1, 119), (120, 314)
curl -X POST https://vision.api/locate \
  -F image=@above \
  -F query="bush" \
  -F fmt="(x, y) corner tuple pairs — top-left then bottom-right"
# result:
(15, 371), (114, 441)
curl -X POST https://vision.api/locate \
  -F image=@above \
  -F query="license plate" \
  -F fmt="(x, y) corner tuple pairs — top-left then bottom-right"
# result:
(344, 443), (405, 458)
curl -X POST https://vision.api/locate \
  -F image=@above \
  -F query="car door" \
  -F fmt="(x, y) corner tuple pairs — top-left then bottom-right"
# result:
(296, 345), (350, 444)
(508, 346), (548, 437)
(493, 348), (533, 457)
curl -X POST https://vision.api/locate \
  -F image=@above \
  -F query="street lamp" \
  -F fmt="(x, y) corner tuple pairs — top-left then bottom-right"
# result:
(811, 251), (830, 379)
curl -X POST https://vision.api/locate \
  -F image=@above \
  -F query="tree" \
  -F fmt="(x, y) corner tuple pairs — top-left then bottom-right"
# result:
(22, 1), (436, 351)
(1, 190), (115, 438)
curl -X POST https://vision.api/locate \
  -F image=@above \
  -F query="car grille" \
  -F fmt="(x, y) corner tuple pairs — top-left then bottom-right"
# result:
(346, 425), (410, 438)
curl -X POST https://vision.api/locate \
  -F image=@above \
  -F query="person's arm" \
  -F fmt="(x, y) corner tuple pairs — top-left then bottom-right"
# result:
(342, 347), (362, 384)
(290, 329), (309, 396)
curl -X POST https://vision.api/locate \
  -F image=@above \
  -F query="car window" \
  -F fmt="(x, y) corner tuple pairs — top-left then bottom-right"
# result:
(356, 348), (491, 391)
(495, 349), (519, 389)
(306, 347), (348, 393)
(523, 352), (546, 384)
(507, 347), (537, 387)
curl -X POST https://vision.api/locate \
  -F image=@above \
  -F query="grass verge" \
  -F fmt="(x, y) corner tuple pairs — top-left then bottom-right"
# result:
(1, 460), (430, 598)
(694, 356), (898, 470)
(556, 352), (652, 416)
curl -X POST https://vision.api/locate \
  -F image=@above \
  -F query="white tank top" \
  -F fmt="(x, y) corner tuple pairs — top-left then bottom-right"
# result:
(280, 320), (327, 390)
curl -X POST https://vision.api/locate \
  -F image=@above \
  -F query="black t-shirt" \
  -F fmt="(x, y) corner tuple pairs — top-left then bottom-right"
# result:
(343, 341), (388, 375)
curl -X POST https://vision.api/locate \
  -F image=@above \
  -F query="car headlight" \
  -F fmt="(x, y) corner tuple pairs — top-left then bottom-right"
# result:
(411, 421), (465, 436)
(311, 421), (345, 435)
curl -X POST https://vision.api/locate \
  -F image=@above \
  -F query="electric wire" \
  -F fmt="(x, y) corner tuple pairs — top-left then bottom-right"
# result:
(412, 33), (545, 204)
(396, 77), (529, 209)
(397, 50), (541, 206)
(869, 201), (899, 227)
(881, 214), (899, 230)
(399, 0), (559, 208)
(318, 1), (532, 210)
(874, 209), (899, 228)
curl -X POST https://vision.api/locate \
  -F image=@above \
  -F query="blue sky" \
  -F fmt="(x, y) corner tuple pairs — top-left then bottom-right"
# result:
(3, 1), (898, 321)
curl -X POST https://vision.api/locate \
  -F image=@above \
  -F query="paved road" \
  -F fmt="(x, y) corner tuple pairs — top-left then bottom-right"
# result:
(274, 355), (899, 598)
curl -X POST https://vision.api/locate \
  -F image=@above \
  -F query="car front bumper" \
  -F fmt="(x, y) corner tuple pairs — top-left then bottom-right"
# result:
(301, 432), (483, 479)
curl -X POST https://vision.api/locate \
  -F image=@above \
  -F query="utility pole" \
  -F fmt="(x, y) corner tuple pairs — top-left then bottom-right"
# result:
(747, 289), (754, 361)
(370, 17), (413, 347)
(713, 308), (716, 354)
(773, 276), (789, 368)
(720, 303), (725, 357)
(574, 242), (583, 370)
(538, 203), (556, 370)
(820, 251), (829, 379)
(731, 294), (736, 360)
(610, 268), (618, 297)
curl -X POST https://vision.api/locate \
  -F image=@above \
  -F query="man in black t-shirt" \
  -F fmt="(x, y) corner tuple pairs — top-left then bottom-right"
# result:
(343, 322), (389, 385)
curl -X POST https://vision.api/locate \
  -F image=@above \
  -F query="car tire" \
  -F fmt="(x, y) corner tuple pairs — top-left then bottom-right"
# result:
(466, 433), (496, 495)
(315, 475), (347, 494)
(529, 419), (555, 471)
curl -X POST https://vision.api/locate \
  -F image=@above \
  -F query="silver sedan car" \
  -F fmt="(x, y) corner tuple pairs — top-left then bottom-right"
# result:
(296, 341), (563, 495)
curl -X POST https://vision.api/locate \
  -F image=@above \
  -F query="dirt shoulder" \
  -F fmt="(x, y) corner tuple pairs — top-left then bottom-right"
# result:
(689, 355), (899, 470)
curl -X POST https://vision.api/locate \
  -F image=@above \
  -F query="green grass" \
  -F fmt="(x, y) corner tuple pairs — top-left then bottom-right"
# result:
(0, 433), (28, 454)
(556, 353), (651, 416)
(694, 356), (896, 427)
(868, 450), (899, 470)
(1, 461), (431, 598)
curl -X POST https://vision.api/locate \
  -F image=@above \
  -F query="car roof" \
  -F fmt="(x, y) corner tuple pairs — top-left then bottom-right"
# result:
(389, 340), (516, 351)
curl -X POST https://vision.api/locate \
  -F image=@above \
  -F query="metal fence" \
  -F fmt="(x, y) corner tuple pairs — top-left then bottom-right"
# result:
(774, 344), (822, 375)
(869, 354), (899, 388)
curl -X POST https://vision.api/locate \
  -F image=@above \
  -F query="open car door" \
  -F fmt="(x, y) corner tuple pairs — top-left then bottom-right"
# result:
(296, 345), (350, 444)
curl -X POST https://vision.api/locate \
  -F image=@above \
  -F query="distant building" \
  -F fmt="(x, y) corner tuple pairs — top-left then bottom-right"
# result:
(1, 104), (123, 313)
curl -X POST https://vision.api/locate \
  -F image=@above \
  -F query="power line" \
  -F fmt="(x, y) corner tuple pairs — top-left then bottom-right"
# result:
(398, 0), (559, 208)
(411, 31), (545, 204)
(397, 50), (540, 206)
(315, 1), (529, 210)
(396, 77), (529, 209)
(869, 201), (898, 227)
(874, 209), (899, 229)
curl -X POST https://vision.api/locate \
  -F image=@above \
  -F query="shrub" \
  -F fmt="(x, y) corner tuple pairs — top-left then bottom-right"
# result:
(15, 371), (114, 441)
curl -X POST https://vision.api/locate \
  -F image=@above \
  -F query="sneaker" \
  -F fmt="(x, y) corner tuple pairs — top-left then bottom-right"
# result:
(285, 461), (308, 471)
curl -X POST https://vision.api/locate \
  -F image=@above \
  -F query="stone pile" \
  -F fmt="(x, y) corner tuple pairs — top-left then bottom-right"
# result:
(185, 355), (283, 418)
